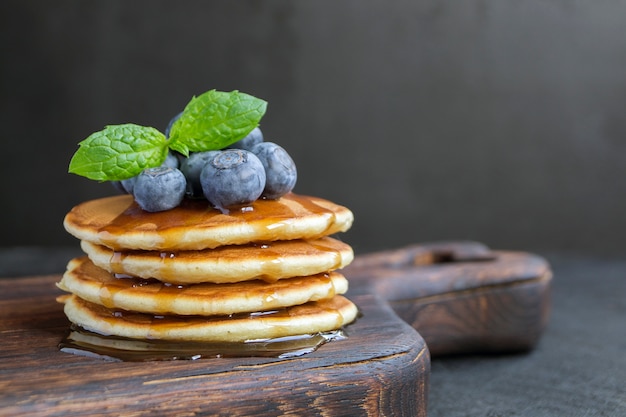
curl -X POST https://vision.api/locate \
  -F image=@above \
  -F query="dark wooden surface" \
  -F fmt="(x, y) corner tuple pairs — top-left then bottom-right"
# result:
(0, 282), (429, 416)
(0, 242), (551, 416)
(345, 242), (552, 356)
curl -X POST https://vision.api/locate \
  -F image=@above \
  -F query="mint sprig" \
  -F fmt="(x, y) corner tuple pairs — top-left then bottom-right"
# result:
(69, 124), (168, 181)
(168, 90), (267, 157)
(68, 90), (267, 181)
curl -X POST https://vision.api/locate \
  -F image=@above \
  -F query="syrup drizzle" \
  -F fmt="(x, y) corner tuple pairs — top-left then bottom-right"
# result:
(68, 258), (344, 316)
(90, 193), (344, 250)
(100, 237), (349, 284)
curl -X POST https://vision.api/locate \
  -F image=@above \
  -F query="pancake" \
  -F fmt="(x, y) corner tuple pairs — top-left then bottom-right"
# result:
(59, 294), (359, 342)
(64, 193), (354, 251)
(80, 237), (353, 284)
(58, 257), (349, 316)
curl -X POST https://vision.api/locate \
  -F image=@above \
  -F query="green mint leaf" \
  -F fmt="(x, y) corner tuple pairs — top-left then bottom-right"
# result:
(69, 124), (168, 181)
(168, 90), (267, 155)
(167, 136), (189, 157)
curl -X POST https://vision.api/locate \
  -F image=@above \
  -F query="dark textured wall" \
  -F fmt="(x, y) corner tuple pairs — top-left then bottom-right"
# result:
(2, 1), (625, 257)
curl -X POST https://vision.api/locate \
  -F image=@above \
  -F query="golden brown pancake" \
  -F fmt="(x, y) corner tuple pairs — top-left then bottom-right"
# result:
(59, 294), (359, 342)
(80, 237), (353, 284)
(60, 191), (358, 351)
(64, 193), (354, 251)
(58, 257), (349, 316)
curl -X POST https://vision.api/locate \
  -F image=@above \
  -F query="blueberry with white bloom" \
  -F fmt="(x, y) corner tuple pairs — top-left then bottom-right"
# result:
(250, 142), (297, 199)
(227, 127), (264, 151)
(133, 167), (187, 212)
(200, 149), (266, 213)
(180, 151), (220, 198)
(162, 151), (180, 169)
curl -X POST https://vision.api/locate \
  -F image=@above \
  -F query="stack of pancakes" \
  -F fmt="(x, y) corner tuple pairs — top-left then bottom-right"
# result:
(57, 192), (358, 345)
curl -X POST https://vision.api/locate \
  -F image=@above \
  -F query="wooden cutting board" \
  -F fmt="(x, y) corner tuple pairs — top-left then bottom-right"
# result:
(0, 242), (551, 416)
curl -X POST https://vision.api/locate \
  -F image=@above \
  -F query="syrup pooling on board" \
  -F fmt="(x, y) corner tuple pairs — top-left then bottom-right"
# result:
(67, 193), (348, 251)
(59, 326), (348, 361)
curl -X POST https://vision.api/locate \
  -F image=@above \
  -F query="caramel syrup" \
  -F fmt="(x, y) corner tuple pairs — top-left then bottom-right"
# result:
(67, 257), (344, 315)
(103, 238), (349, 284)
(59, 326), (348, 362)
(91, 193), (342, 251)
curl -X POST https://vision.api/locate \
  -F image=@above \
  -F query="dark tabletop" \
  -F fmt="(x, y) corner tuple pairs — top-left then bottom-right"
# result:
(428, 254), (625, 417)
(1, 248), (624, 416)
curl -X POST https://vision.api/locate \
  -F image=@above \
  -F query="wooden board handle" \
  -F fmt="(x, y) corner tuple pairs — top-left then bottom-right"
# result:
(344, 241), (552, 356)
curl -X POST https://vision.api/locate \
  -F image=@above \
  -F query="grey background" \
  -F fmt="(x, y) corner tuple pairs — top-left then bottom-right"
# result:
(2, 1), (625, 259)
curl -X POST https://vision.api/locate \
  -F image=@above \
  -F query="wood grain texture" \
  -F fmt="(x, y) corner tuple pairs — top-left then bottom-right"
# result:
(0, 278), (429, 417)
(345, 242), (552, 356)
(0, 242), (551, 416)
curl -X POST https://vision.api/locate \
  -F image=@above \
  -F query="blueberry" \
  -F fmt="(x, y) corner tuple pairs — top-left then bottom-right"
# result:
(250, 142), (297, 199)
(227, 127), (264, 151)
(164, 111), (183, 138)
(200, 149), (266, 213)
(133, 167), (187, 212)
(162, 151), (180, 169)
(112, 152), (179, 194)
(120, 176), (137, 194)
(111, 151), (180, 196)
(180, 151), (220, 198)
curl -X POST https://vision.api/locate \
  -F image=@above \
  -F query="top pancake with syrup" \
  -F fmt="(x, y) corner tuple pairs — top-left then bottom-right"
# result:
(64, 192), (354, 251)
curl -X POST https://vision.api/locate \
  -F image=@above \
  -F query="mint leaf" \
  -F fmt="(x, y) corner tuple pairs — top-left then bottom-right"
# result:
(168, 90), (267, 156)
(69, 124), (168, 181)
(67, 90), (268, 182)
